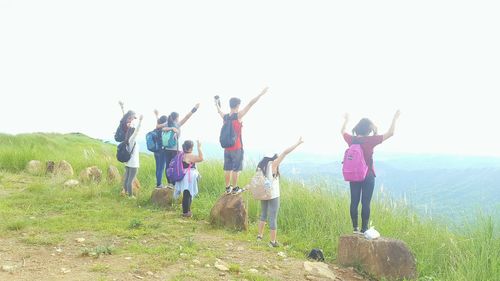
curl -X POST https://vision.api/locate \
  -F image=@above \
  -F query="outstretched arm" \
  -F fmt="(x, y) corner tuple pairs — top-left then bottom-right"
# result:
(272, 137), (304, 174)
(179, 103), (200, 127)
(119, 101), (125, 116)
(128, 115), (143, 144)
(383, 110), (401, 141)
(238, 87), (269, 120)
(341, 113), (349, 135)
(215, 99), (225, 119)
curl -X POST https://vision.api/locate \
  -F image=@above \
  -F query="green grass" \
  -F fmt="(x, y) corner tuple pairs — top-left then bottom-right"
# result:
(0, 132), (499, 281)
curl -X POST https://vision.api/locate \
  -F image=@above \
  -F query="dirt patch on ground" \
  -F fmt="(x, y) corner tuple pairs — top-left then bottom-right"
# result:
(1, 227), (366, 281)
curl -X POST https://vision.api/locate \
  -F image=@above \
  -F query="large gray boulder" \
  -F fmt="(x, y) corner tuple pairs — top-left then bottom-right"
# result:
(210, 194), (248, 231)
(337, 235), (417, 280)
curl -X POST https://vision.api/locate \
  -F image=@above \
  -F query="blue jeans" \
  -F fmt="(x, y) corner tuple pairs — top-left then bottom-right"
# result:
(154, 150), (168, 187)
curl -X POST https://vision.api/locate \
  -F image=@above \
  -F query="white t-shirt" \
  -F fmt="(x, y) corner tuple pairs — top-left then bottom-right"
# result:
(266, 161), (280, 199)
(126, 120), (142, 168)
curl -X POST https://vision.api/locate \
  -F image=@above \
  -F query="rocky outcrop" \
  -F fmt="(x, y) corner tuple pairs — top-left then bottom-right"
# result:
(46, 161), (55, 174)
(64, 179), (80, 188)
(80, 166), (102, 183)
(337, 235), (417, 280)
(210, 194), (248, 231)
(132, 177), (140, 195)
(45, 160), (74, 177)
(150, 187), (174, 208)
(107, 165), (121, 183)
(303, 261), (336, 280)
(26, 160), (43, 175)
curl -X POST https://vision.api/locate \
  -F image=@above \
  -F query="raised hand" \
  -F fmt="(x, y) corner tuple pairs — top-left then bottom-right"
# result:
(343, 113), (349, 121)
(260, 87), (269, 97)
(297, 137), (304, 145)
(394, 110), (401, 120)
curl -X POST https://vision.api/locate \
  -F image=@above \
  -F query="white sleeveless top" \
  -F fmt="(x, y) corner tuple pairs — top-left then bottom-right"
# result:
(266, 161), (280, 199)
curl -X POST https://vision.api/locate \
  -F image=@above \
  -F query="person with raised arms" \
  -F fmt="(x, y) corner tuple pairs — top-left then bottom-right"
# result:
(154, 103), (200, 188)
(341, 110), (401, 234)
(256, 137), (304, 247)
(215, 87), (269, 194)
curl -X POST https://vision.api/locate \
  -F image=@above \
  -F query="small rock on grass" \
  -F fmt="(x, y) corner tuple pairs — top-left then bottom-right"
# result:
(2, 265), (15, 273)
(277, 252), (287, 258)
(248, 268), (259, 274)
(214, 260), (229, 271)
(75, 238), (86, 243)
(192, 259), (201, 265)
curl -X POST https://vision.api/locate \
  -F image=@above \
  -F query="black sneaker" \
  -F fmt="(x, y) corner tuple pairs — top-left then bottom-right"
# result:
(257, 235), (263, 241)
(268, 241), (279, 248)
(353, 227), (363, 235)
(225, 186), (233, 194)
(232, 186), (243, 194)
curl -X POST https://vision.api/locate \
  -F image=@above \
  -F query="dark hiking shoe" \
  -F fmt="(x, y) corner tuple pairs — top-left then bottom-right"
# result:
(268, 241), (280, 248)
(225, 186), (233, 194)
(353, 227), (363, 235)
(231, 186), (243, 195)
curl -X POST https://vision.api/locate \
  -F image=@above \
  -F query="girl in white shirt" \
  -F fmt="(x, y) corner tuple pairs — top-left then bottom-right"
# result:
(257, 137), (303, 247)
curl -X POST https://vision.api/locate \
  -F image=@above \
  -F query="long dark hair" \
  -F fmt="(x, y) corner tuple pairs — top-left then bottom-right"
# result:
(352, 118), (378, 136)
(120, 110), (135, 126)
(168, 112), (179, 127)
(257, 154), (279, 178)
(120, 110), (136, 140)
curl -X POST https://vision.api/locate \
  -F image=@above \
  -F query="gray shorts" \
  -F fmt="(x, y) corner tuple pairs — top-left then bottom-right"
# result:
(224, 149), (244, 171)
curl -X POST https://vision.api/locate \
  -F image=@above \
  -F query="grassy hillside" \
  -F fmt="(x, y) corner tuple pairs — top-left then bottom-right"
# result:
(1, 133), (499, 280)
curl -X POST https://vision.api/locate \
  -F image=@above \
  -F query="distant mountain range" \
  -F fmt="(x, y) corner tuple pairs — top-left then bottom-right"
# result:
(279, 154), (500, 223)
(113, 139), (500, 222)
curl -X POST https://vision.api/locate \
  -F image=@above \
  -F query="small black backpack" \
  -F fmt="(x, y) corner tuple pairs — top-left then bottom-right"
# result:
(116, 141), (135, 163)
(219, 113), (238, 148)
(307, 249), (325, 262)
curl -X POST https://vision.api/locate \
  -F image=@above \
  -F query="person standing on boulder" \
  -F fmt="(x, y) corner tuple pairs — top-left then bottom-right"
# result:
(256, 137), (304, 247)
(155, 103), (200, 188)
(123, 113), (143, 198)
(153, 110), (179, 189)
(341, 110), (401, 234)
(174, 140), (204, 218)
(215, 87), (269, 194)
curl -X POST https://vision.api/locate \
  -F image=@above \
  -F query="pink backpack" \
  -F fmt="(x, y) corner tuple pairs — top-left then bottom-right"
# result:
(342, 143), (368, 182)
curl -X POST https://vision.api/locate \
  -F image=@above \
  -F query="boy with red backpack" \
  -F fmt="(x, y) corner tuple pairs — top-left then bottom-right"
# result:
(341, 110), (400, 234)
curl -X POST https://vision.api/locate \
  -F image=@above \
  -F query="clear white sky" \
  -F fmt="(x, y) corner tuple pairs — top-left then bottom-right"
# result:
(1, 1), (499, 157)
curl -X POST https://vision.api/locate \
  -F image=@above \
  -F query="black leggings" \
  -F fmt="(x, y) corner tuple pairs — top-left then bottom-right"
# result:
(349, 172), (375, 232)
(182, 190), (192, 214)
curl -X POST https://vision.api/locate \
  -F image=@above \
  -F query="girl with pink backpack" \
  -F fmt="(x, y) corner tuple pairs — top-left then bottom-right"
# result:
(341, 110), (400, 234)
